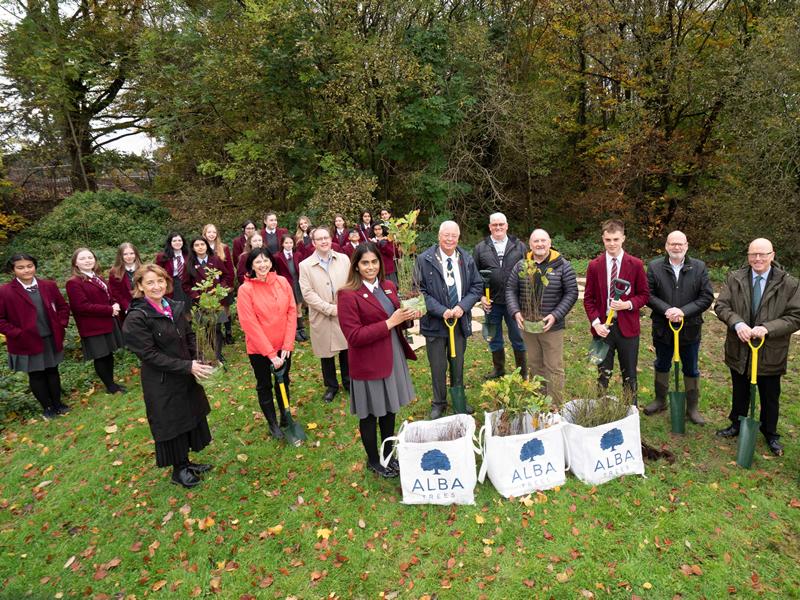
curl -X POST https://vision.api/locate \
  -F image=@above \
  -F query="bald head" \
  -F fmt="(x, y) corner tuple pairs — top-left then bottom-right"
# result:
(748, 238), (774, 274)
(665, 230), (688, 264)
(529, 229), (552, 262)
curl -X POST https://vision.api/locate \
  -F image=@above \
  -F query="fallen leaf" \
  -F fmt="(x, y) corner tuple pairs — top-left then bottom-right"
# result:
(63, 556), (76, 569)
(316, 528), (332, 540)
(104, 424), (118, 434)
(306, 423), (318, 430)
(268, 524), (283, 535)
(357, 519), (366, 529)
(209, 576), (222, 593)
(475, 514), (485, 524)
(152, 580), (167, 592)
(236, 454), (248, 462)
(643, 582), (653, 589)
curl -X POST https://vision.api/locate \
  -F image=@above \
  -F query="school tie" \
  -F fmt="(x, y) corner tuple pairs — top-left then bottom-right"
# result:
(446, 257), (459, 308)
(176, 255), (184, 280)
(25, 284), (38, 293)
(753, 275), (763, 311)
(608, 257), (618, 311)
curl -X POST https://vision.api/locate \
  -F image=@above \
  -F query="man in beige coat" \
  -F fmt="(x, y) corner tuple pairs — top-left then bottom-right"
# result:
(299, 226), (351, 402)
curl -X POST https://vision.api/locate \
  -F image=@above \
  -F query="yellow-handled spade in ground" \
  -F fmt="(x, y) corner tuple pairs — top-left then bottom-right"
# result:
(668, 318), (686, 434)
(736, 336), (764, 468)
(443, 317), (467, 414)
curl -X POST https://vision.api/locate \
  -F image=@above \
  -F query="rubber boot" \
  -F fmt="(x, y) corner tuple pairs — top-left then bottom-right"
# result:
(513, 349), (527, 380)
(295, 316), (308, 342)
(484, 350), (506, 380)
(258, 392), (284, 439)
(644, 371), (669, 415)
(684, 376), (705, 425)
(224, 320), (234, 344)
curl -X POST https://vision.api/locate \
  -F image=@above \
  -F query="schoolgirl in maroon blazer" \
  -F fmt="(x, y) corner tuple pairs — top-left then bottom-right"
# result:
(107, 242), (142, 319)
(294, 215), (314, 261)
(372, 223), (398, 286)
(273, 234), (309, 341)
(332, 214), (349, 248)
(357, 210), (374, 243)
(155, 232), (192, 303)
(336, 242), (418, 477)
(233, 220), (257, 263)
(342, 229), (362, 259)
(203, 223), (235, 343)
(236, 232), (263, 286)
(187, 237), (231, 362)
(65, 247), (126, 394)
(0, 253), (71, 418)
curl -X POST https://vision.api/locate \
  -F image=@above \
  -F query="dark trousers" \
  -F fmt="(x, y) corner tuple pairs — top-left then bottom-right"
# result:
(597, 327), (639, 403)
(653, 339), (700, 376)
(729, 368), (781, 439)
(426, 327), (466, 408)
(486, 302), (525, 352)
(248, 354), (292, 416)
(28, 367), (62, 410)
(321, 351), (350, 391)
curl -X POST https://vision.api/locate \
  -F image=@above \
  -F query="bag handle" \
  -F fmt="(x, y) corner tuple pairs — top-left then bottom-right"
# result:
(477, 425), (488, 483)
(379, 436), (399, 468)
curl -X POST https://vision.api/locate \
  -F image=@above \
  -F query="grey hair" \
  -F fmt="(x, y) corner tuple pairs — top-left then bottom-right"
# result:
(439, 220), (460, 234)
(489, 212), (507, 224)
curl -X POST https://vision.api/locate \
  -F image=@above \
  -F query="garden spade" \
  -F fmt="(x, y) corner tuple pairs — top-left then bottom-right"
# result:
(479, 269), (495, 342)
(587, 277), (632, 365)
(668, 319), (686, 434)
(444, 317), (468, 414)
(271, 360), (306, 446)
(736, 337), (764, 468)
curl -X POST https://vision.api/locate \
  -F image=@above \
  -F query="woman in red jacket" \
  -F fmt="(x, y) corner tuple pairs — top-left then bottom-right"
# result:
(237, 248), (297, 439)
(107, 242), (142, 320)
(337, 242), (418, 477)
(0, 253), (71, 418)
(66, 248), (126, 394)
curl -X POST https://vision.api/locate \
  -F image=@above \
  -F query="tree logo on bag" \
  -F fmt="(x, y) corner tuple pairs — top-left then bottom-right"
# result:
(420, 449), (451, 474)
(600, 428), (624, 452)
(519, 438), (545, 462)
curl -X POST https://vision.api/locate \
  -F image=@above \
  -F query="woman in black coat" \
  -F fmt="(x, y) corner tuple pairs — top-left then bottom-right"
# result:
(123, 264), (215, 488)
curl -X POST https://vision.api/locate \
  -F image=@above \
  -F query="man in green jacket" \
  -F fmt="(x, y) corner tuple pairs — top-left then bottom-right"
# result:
(714, 238), (800, 456)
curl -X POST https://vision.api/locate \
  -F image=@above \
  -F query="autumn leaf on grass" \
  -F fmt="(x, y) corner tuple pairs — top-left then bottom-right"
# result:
(152, 580), (167, 592)
(316, 528), (333, 540)
(475, 514), (485, 524)
(259, 524), (283, 538)
(679, 564), (703, 576)
(104, 424), (118, 434)
(197, 516), (215, 530)
(310, 569), (327, 582)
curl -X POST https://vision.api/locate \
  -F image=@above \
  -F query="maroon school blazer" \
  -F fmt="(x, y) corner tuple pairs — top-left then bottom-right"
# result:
(65, 275), (116, 337)
(0, 279), (70, 355)
(583, 252), (650, 338)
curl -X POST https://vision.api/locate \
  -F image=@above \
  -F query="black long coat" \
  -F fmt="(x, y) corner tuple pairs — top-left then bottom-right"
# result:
(123, 297), (210, 442)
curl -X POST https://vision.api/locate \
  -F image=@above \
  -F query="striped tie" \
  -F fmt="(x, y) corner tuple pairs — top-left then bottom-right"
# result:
(446, 257), (459, 307)
(608, 257), (618, 312)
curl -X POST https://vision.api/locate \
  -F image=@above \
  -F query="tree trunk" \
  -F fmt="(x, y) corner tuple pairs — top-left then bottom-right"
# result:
(64, 112), (96, 192)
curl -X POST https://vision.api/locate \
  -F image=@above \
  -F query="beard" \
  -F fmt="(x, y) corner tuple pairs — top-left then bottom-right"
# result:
(667, 250), (687, 262)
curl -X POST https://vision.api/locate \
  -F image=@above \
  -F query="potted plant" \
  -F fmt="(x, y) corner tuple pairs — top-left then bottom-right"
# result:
(517, 257), (553, 333)
(191, 267), (230, 376)
(388, 209), (426, 315)
(477, 370), (566, 497)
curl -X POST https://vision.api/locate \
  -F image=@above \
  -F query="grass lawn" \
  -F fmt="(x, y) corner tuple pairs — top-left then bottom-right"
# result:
(1, 315), (799, 599)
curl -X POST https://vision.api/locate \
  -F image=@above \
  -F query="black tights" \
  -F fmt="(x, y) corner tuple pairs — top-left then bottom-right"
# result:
(93, 354), (117, 391)
(28, 367), (63, 410)
(359, 412), (396, 467)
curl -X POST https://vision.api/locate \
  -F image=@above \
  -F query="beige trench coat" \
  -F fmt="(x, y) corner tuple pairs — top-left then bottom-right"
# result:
(298, 251), (350, 358)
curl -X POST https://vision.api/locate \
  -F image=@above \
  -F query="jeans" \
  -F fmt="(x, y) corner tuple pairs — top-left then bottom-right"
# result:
(486, 302), (525, 352)
(653, 339), (700, 377)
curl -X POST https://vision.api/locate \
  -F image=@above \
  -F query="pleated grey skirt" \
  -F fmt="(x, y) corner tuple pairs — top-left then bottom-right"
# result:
(7, 336), (64, 373)
(349, 331), (415, 419)
(80, 321), (124, 360)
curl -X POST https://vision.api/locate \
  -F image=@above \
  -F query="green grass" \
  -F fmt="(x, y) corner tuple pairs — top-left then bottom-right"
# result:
(1, 316), (799, 599)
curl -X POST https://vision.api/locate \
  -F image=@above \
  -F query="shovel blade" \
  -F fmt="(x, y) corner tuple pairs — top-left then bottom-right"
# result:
(587, 338), (610, 365)
(450, 386), (468, 414)
(481, 321), (493, 343)
(281, 415), (307, 447)
(736, 415), (760, 468)
(668, 391), (686, 434)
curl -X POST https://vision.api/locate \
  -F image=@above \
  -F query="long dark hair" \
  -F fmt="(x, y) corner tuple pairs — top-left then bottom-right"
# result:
(245, 247), (274, 279)
(187, 236), (210, 280)
(341, 242), (384, 291)
(241, 219), (257, 237)
(163, 232), (187, 260)
(5, 252), (38, 273)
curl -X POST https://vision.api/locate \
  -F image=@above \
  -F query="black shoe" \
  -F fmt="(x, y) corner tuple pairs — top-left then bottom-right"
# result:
(367, 461), (398, 479)
(465, 404), (475, 415)
(766, 438), (784, 457)
(55, 403), (70, 415)
(107, 384), (127, 394)
(715, 425), (740, 438)
(225, 333), (234, 345)
(323, 387), (338, 403)
(187, 462), (213, 475)
(386, 457), (400, 475)
(171, 467), (201, 488)
(268, 421), (285, 439)
(41, 408), (59, 421)
(430, 404), (446, 419)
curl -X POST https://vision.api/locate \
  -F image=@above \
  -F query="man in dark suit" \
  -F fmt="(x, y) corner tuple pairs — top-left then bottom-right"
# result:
(645, 231), (714, 423)
(583, 219), (650, 404)
(714, 238), (800, 456)
(415, 221), (483, 419)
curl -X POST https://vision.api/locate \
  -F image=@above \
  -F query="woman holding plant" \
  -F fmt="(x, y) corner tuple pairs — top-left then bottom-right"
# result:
(337, 242), (418, 478)
(124, 264), (215, 489)
(238, 248), (297, 439)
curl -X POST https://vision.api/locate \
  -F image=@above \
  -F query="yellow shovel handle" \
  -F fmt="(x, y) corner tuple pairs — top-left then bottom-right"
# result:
(604, 309), (615, 327)
(669, 318), (684, 363)
(484, 287), (490, 303)
(444, 317), (458, 358)
(279, 382), (289, 410)
(748, 337), (765, 385)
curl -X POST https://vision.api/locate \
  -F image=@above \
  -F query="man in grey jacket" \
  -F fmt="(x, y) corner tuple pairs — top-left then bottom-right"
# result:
(644, 231), (714, 424)
(506, 229), (578, 404)
(714, 238), (800, 456)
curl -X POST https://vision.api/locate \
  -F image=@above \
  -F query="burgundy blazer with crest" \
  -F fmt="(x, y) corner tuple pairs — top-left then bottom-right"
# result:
(66, 275), (116, 337)
(272, 250), (302, 286)
(155, 251), (193, 299)
(583, 252), (650, 338)
(108, 269), (135, 314)
(0, 279), (70, 355)
(337, 280), (416, 380)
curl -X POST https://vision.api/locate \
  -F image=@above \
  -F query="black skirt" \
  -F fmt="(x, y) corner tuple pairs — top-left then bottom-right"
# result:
(154, 418), (212, 467)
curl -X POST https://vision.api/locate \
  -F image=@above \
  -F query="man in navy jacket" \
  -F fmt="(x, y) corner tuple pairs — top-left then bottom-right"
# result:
(415, 221), (483, 418)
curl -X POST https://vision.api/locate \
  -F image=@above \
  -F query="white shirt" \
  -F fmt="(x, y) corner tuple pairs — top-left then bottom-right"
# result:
(17, 277), (38, 290)
(438, 248), (462, 301)
(362, 279), (379, 293)
(591, 251), (626, 327)
(491, 236), (508, 260)
(284, 251), (293, 261)
(172, 255), (183, 276)
(669, 259), (684, 281)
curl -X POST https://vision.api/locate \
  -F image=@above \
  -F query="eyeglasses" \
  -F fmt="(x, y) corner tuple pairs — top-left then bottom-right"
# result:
(747, 252), (773, 259)
(666, 242), (687, 247)
(314, 236), (331, 242)
(490, 223), (507, 227)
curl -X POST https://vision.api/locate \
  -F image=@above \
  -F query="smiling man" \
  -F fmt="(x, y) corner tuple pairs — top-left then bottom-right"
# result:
(714, 238), (800, 456)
